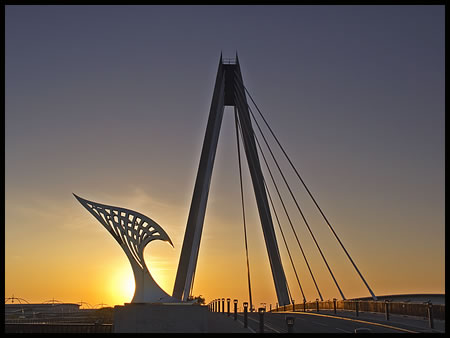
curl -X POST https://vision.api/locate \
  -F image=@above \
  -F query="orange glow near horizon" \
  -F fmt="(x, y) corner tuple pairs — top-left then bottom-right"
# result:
(109, 264), (135, 306)
(4, 188), (445, 308)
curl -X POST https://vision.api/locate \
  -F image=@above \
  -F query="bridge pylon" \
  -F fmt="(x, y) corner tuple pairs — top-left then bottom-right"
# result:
(172, 54), (291, 306)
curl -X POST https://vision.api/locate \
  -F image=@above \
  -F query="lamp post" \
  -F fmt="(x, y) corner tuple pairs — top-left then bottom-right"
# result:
(243, 302), (248, 328)
(385, 300), (390, 320)
(427, 302), (434, 329)
(286, 316), (295, 333)
(258, 307), (266, 333)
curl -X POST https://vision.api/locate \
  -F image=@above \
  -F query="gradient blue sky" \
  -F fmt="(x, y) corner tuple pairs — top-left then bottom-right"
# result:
(5, 5), (444, 307)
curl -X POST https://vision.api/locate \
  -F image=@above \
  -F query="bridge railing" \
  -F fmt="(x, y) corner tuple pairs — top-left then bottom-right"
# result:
(271, 300), (445, 320)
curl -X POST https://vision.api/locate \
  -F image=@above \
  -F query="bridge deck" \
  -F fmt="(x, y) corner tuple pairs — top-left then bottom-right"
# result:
(206, 311), (251, 332)
(207, 310), (445, 333)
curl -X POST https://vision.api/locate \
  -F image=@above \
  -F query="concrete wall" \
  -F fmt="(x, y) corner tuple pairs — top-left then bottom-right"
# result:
(113, 303), (208, 333)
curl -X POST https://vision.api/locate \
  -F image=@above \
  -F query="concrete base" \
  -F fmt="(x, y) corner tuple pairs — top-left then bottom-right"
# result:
(113, 303), (208, 333)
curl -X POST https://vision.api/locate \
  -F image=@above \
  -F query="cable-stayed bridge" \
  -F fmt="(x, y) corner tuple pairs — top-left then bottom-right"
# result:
(65, 55), (445, 333)
(170, 55), (444, 333)
(174, 54), (377, 308)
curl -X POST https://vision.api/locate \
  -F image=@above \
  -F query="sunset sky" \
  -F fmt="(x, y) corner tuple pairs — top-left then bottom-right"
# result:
(5, 5), (444, 309)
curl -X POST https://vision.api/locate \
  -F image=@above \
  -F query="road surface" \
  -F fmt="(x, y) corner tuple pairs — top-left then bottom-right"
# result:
(235, 311), (437, 333)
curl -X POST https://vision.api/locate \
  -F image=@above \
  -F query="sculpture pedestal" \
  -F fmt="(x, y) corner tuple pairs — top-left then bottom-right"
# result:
(113, 303), (208, 333)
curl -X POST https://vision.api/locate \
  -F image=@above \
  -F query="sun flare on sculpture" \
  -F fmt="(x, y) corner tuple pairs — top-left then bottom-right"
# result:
(109, 265), (136, 304)
(73, 193), (179, 303)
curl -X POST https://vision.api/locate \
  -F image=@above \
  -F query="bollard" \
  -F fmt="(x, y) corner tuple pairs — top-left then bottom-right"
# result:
(333, 298), (337, 314)
(355, 301), (359, 317)
(269, 303), (272, 312)
(258, 307), (265, 333)
(303, 300), (306, 312)
(222, 298), (225, 314)
(385, 300), (390, 321)
(292, 300), (295, 312)
(285, 316), (295, 333)
(234, 299), (238, 321)
(316, 298), (320, 312)
(227, 298), (230, 317)
(218, 299), (220, 313)
(243, 302), (248, 328)
(276, 302), (278, 312)
(427, 302), (434, 329)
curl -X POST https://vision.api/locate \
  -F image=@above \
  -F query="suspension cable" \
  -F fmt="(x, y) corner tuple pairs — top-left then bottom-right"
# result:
(264, 171), (307, 303)
(232, 80), (345, 300)
(244, 87), (377, 301)
(247, 102), (345, 300)
(236, 112), (299, 304)
(235, 95), (292, 307)
(253, 123), (324, 302)
(234, 108), (253, 311)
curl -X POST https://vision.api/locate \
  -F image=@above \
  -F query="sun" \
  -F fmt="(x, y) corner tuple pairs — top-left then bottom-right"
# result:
(122, 274), (136, 299)
(109, 264), (135, 305)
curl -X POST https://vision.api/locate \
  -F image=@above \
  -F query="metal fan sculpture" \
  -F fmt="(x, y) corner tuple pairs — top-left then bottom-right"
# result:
(73, 193), (178, 303)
